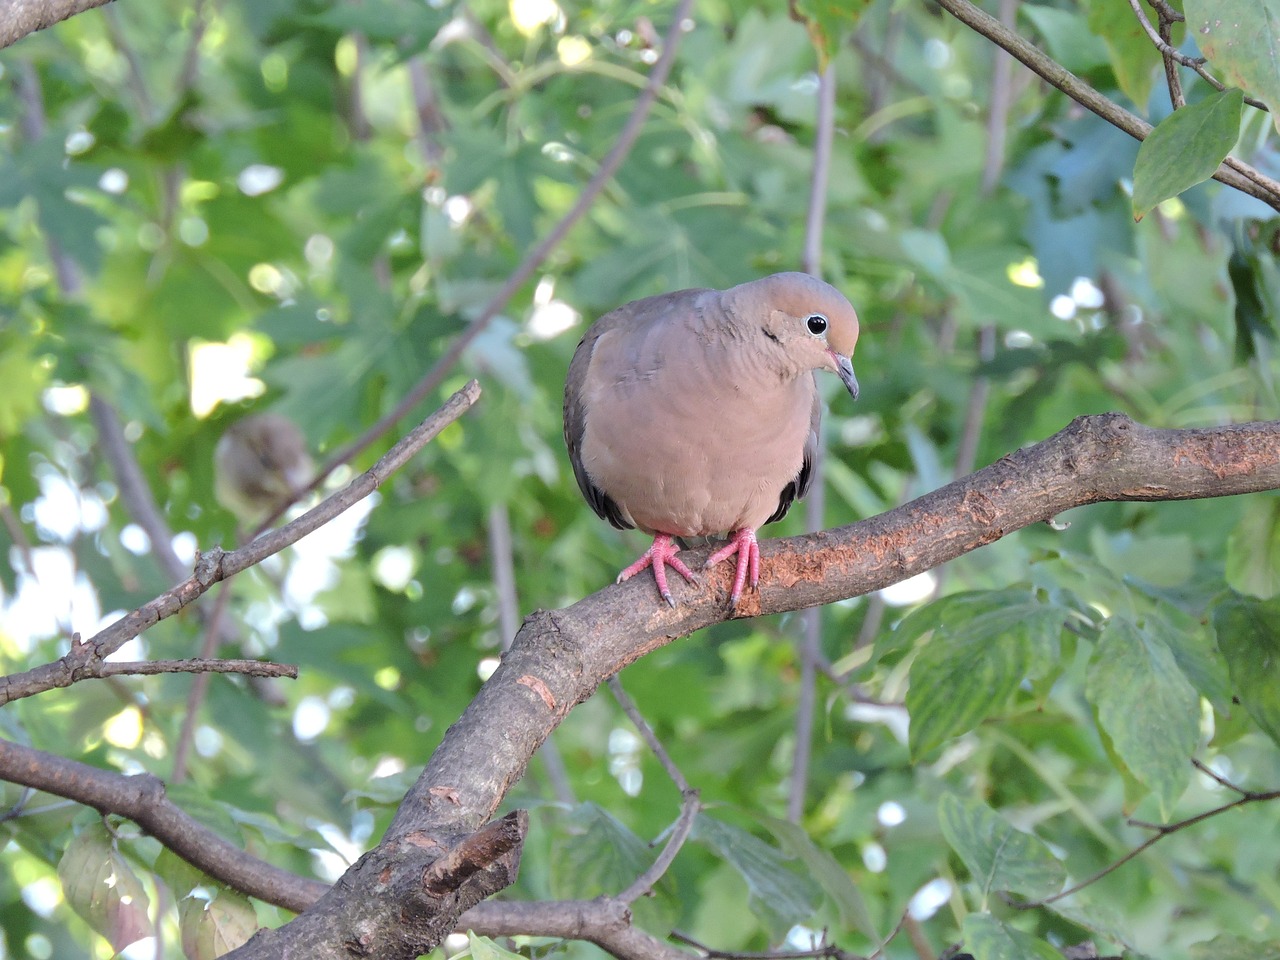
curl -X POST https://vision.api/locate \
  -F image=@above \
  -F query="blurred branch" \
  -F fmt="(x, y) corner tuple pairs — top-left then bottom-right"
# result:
(261, 0), (696, 532)
(792, 60), (838, 825)
(936, 0), (1280, 211)
(607, 677), (701, 906)
(1015, 758), (1280, 908)
(171, 583), (236, 782)
(981, 0), (1016, 194)
(671, 930), (863, 960)
(89, 393), (187, 583)
(0, 0), (114, 49)
(0, 381), (481, 707)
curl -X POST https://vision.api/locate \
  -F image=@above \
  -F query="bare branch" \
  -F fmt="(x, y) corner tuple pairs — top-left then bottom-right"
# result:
(607, 677), (701, 906)
(0, 381), (481, 707)
(936, 0), (1280, 211)
(69, 657), (296, 680)
(1015, 761), (1280, 908)
(1, 0), (114, 49)
(0, 736), (329, 911)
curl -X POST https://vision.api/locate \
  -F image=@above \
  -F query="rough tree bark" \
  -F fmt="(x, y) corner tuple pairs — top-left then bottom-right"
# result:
(18, 412), (1262, 960)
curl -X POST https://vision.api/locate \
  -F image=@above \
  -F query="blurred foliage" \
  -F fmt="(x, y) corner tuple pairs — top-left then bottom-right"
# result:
(1, 0), (1280, 958)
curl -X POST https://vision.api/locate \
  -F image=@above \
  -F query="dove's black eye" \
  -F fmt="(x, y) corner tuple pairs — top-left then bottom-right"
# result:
(806, 314), (828, 335)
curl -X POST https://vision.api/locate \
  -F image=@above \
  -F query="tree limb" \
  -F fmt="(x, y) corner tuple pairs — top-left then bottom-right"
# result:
(935, 0), (1280, 212)
(0, 0), (114, 50)
(0, 380), (480, 707)
(3, 415), (1276, 957)
(220, 413), (1280, 959)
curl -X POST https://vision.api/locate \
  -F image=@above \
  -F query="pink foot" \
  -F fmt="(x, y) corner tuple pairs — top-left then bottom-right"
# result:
(705, 528), (760, 604)
(617, 534), (696, 607)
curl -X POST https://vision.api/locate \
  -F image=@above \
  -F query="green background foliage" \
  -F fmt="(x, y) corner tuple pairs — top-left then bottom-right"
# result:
(2, 0), (1280, 958)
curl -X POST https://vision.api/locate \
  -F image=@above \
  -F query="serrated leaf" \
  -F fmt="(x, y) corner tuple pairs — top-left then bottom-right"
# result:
(1189, 933), (1280, 960)
(1186, 0), (1280, 132)
(897, 590), (1064, 757)
(550, 803), (676, 931)
(1086, 618), (1199, 815)
(692, 814), (820, 938)
(178, 888), (257, 959)
(1226, 497), (1280, 598)
(57, 823), (153, 951)
(938, 795), (1065, 904)
(756, 815), (876, 937)
(1212, 595), (1280, 746)
(962, 913), (1064, 960)
(1133, 88), (1243, 219)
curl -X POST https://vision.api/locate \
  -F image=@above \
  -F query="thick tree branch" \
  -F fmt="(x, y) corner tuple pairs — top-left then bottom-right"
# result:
(5, 415), (1276, 958)
(0, 0), (114, 50)
(219, 413), (1279, 959)
(935, 0), (1280, 212)
(0, 381), (480, 707)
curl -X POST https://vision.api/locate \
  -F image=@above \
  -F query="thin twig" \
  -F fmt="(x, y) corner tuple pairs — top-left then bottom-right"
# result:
(607, 677), (701, 906)
(85, 658), (297, 680)
(1130, 0), (1270, 111)
(0, 381), (482, 706)
(670, 930), (863, 960)
(172, 582), (235, 783)
(1015, 764), (1280, 907)
(935, 0), (1280, 211)
(252, 0), (696, 534)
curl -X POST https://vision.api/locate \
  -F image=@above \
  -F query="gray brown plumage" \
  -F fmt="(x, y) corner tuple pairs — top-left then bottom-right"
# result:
(563, 272), (860, 605)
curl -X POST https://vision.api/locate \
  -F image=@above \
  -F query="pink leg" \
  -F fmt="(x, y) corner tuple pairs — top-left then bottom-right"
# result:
(704, 528), (760, 604)
(617, 534), (697, 607)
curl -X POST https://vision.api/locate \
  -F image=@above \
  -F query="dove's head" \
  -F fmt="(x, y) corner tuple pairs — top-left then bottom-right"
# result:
(731, 272), (860, 400)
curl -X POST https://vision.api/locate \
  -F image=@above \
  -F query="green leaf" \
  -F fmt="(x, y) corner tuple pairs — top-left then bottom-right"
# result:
(1132, 88), (1243, 219)
(896, 589), (1064, 757)
(468, 931), (528, 960)
(178, 888), (257, 960)
(1085, 0), (1161, 108)
(56, 822), (153, 951)
(938, 795), (1065, 904)
(692, 814), (821, 938)
(789, 0), (870, 70)
(1189, 934), (1280, 960)
(1186, 0), (1280, 131)
(551, 803), (677, 930)
(756, 815), (876, 937)
(1226, 497), (1280, 598)
(1212, 595), (1280, 747)
(962, 913), (1065, 960)
(1086, 618), (1199, 815)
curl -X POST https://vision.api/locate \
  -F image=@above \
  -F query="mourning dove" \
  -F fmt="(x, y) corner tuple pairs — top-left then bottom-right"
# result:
(563, 272), (860, 606)
(214, 412), (313, 523)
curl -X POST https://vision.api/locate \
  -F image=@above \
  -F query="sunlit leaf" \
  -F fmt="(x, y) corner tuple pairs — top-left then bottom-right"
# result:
(57, 822), (152, 951)
(962, 912), (1064, 960)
